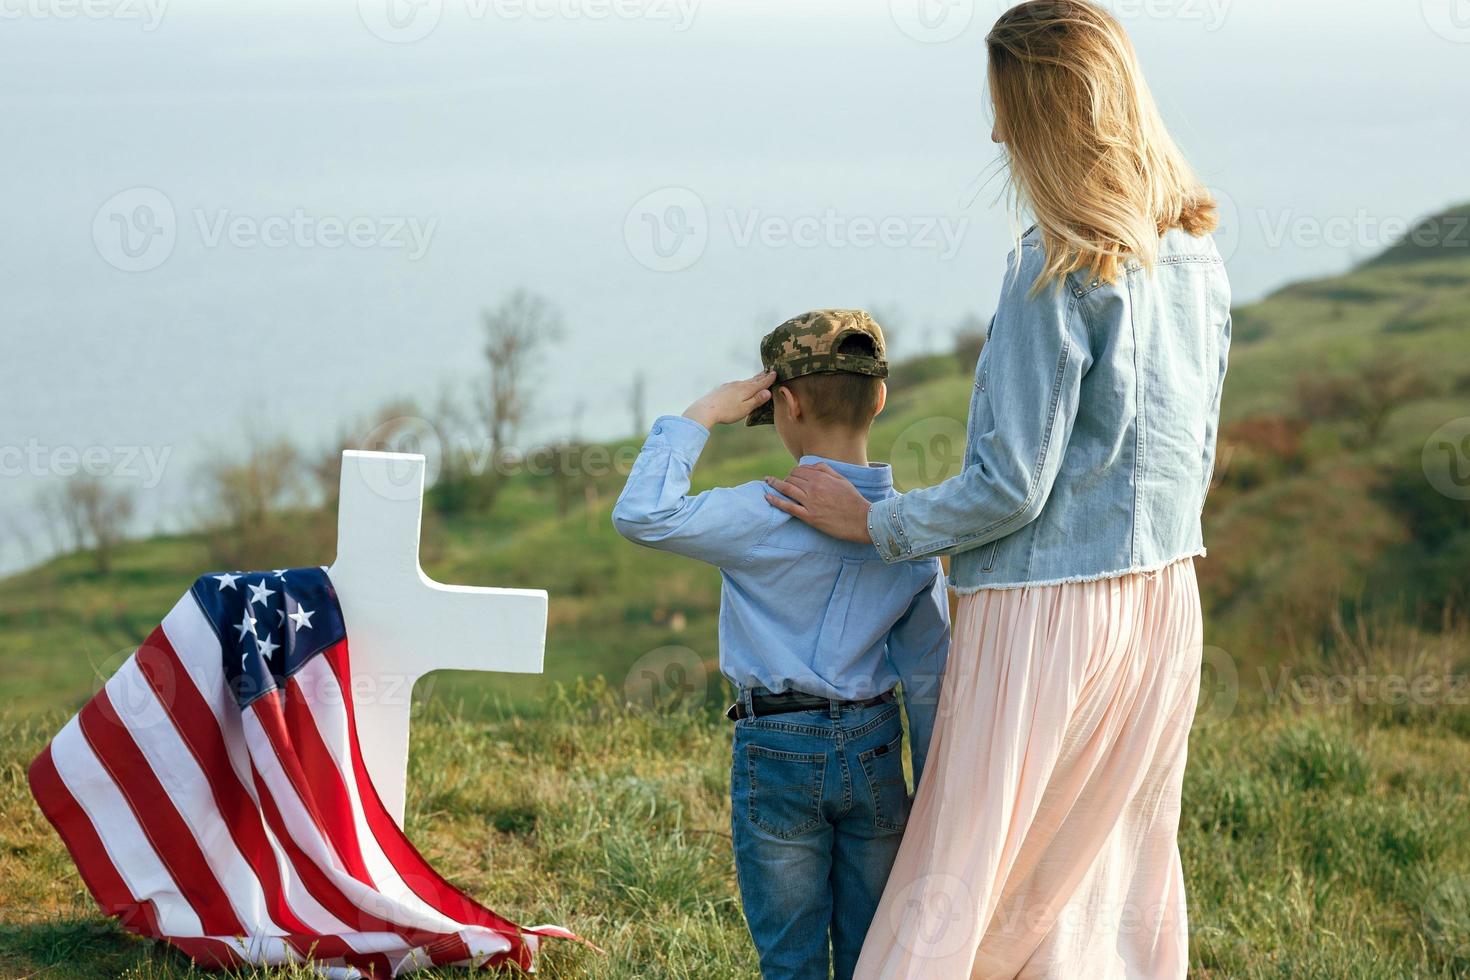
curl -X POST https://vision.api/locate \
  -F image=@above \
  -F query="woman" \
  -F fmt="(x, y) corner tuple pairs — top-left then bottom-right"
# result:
(764, 3), (1229, 977)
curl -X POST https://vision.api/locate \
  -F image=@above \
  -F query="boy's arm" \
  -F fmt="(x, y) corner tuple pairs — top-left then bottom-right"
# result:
(888, 566), (950, 789)
(611, 372), (779, 567)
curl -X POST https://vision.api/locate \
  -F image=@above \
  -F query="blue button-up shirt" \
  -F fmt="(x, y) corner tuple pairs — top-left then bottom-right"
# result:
(612, 415), (950, 777)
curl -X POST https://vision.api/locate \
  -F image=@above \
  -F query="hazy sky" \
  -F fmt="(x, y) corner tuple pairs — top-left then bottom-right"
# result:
(2, 0), (1468, 571)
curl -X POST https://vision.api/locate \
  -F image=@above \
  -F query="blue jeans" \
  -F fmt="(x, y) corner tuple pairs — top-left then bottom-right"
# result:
(730, 693), (910, 980)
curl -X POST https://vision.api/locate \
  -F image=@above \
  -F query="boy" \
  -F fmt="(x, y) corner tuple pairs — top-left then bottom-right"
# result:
(611, 310), (950, 980)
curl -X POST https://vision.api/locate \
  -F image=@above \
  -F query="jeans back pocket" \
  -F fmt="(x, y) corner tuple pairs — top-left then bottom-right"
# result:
(858, 732), (910, 833)
(745, 744), (826, 840)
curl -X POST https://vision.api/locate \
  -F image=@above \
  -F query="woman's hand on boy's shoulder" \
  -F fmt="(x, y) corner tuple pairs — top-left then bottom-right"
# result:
(765, 463), (874, 544)
(683, 371), (776, 429)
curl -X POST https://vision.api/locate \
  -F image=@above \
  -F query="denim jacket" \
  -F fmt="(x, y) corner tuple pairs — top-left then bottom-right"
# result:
(869, 226), (1231, 590)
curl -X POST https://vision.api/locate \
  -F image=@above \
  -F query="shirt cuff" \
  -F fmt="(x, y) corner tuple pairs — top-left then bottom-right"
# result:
(645, 414), (710, 457)
(868, 494), (910, 562)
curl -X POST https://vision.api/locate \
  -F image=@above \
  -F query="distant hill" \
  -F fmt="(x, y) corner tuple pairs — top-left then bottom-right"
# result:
(1203, 202), (1470, 652)
(2, 206), (1468, 717)
(1363, 203), (1470, 268)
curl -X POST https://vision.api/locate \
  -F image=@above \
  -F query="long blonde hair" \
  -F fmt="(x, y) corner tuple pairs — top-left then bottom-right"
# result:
(987, 0), (1218, 286)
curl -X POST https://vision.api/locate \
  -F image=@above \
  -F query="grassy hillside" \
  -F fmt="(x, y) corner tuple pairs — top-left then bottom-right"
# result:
(2, 686), (1469, 978)
(2, 208), (1469, 976)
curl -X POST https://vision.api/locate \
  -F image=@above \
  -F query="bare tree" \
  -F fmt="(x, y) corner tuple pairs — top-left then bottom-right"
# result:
(477, 289), (564, 506)
(35, 474), (136, 574)
(1295, 356), (1428, 444)
(196, 438), (317, 569)
(34, 484), (81, 554)
(1359, 357), (1428, 443)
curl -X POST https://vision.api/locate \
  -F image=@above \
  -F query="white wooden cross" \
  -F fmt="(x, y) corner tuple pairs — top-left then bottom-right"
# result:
(327, 450), (548, 826)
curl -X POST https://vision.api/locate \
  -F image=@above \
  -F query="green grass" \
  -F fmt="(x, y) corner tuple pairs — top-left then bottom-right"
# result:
(2, 686), (1469, 978)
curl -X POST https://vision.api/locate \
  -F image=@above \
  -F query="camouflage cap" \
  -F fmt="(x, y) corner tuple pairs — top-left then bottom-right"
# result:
(747, 309), (889, 426)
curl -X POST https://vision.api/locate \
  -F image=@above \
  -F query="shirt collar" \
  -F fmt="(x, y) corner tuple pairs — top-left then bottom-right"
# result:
(798, 455), (892, 492)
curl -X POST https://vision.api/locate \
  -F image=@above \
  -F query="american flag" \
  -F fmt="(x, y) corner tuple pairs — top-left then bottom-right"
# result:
(28, 567), (574, 976)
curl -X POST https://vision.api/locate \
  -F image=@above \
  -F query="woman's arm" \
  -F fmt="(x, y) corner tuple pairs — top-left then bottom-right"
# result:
(767, 246), (1092, 559)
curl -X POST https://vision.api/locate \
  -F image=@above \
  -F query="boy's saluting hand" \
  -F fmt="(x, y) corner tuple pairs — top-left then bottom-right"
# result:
(683, 371), (777, 429)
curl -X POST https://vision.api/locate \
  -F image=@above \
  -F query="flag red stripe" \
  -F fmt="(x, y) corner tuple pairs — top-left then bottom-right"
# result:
(244, 759), (398, 936)
(78, 691), (244, 937)
(323, 640), (534, 967)
(134, 629), (316, 936)
(242, 742), (472, 952)
(27, 745), (164, 938)
(279, 673), (374, 885)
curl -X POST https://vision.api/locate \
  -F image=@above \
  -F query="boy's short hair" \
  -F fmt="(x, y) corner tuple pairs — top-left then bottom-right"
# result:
(782, 334), (885, 430)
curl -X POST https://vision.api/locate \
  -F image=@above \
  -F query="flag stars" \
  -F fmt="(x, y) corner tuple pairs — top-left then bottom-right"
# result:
(289, 605), (315, 630)
(214, 572), (242, 591)
(235, 612), (258, 640)
(248, 580), (276, 608)
(255, 633), (280, 662)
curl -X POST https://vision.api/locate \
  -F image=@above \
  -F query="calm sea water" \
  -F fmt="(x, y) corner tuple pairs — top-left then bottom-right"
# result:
(3, 0), (1467, 573)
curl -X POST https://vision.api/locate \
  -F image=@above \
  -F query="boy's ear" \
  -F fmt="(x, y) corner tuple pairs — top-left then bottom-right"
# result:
(778, 384), (802, 422)
(874, 381), (888, 419)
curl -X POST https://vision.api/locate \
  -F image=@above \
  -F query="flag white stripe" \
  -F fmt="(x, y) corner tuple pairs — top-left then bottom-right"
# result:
(49, 718), (205, 938)
(161, 594), (255, 788)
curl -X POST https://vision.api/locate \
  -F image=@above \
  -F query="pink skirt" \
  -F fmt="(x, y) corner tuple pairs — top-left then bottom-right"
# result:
(855, 559), (1202, 980)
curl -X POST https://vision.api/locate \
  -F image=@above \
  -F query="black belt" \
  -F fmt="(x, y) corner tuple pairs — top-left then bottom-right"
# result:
(726, 690), (894, 722)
